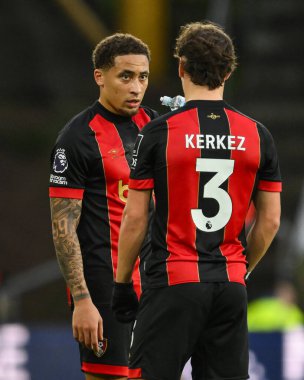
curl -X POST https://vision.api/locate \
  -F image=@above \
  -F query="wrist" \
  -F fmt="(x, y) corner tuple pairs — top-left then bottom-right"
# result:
(73, 292), (91, 303)
(115, 273), (133, 283)
(114, 281), (133, 288)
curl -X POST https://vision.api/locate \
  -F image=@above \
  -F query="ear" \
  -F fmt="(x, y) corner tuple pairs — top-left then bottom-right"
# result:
(178, 58), (185, 79)
(94, 69), (104, 87)
(224, 72), (232, 81)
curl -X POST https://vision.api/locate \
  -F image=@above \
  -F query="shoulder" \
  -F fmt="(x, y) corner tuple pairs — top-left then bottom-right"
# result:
(224, 103), (260, 124)
(224, 103), (274, 138)
(56, 104), (96, 144)
(140, 106), (189, 135)
(138, 105), (159, 120)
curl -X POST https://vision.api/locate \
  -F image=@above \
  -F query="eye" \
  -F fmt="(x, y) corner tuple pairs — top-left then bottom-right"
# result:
(121, 73), (131, 81)
(140, 73), (149, 81)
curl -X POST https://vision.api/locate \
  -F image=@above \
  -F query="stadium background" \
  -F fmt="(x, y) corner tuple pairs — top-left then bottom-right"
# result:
(0, 1), (304, 379)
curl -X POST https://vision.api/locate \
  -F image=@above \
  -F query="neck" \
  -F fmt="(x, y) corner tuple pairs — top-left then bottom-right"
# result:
(182, 80), (224, 102)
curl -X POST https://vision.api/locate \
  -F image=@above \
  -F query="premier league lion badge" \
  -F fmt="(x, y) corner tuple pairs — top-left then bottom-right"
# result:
(53, 148), (68, 173)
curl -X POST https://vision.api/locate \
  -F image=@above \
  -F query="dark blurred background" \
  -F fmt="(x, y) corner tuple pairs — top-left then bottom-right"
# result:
(0, 0), (304, 327)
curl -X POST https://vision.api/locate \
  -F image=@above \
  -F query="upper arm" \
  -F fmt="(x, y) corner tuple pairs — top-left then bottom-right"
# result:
(253, 190), (281, 224)
(129, 123), (160, 191)
(257, 124), (282, 192)
(49, 125), (91, 195)
(123, 189), (151, 220)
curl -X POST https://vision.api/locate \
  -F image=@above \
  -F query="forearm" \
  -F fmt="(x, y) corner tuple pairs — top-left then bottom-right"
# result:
(50, 198), (90, 300)
(246, 217), (279, 273)
(246, 191), (281, 273)
(116, 212), (148, 283)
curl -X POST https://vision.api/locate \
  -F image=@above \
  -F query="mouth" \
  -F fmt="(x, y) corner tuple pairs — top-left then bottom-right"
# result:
(126, 99), (141, 108)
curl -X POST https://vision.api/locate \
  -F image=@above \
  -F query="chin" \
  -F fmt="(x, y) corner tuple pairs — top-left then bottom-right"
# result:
(123, 107), (140, 116)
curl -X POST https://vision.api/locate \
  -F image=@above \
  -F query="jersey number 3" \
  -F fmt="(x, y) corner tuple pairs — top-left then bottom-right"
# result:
(191, 158), (235, 232)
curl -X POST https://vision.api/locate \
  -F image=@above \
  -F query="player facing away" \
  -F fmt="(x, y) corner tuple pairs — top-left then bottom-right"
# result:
(49, 33), (158, 380)
(112, 22), (282, 380)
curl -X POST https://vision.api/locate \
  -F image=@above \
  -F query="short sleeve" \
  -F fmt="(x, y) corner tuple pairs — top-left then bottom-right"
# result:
(257, 125), (282, 192)
(129, 126), (155, 190)
(49, 125), (90, 199)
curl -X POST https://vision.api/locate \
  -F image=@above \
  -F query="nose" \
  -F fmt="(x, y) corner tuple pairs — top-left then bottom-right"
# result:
(130, 78), (142, 95)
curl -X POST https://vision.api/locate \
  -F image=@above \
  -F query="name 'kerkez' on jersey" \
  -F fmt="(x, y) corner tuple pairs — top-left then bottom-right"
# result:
(185, 133), (246, 151)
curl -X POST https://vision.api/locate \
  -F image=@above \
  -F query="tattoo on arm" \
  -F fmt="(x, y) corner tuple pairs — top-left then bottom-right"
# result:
(50, 198), (90, 300)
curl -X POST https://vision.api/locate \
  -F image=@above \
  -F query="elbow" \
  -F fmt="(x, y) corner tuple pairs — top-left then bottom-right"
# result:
(272, 217), (280, 235)
(123, 209), (148, 231)
(263, 214), (280, 235)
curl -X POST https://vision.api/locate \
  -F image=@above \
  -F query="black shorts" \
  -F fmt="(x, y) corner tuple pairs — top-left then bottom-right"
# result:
(129, 282), (249, 380)
(79, 302), (132, 377)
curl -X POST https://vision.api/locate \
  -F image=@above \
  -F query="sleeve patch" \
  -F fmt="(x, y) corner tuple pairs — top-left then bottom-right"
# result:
(52, 148), (68, 173)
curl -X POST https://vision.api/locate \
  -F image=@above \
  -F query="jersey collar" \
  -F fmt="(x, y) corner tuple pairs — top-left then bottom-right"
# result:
(94, 100), (135, 123)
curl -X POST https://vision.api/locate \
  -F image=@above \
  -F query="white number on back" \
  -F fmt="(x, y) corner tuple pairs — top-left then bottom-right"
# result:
(191, 158), (234, 232)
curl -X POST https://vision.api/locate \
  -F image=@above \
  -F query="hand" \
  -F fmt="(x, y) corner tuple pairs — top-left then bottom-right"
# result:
(111, 281), (139, 323)
(72, 297), (103, 355)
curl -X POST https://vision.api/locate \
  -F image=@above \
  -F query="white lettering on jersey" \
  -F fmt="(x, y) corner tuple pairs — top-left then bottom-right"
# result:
(185, 134), (246, 151)
(50, 174), (68, 185)
(185, 134), (195, 148)
(205, 134), (215, 149)
(237, 136), (246, 151)
(216, 135), (226, 149)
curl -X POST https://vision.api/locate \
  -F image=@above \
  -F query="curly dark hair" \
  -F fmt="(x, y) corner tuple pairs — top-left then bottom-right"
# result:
(174, 21), (237, 89)
(92, 33), (151, 69)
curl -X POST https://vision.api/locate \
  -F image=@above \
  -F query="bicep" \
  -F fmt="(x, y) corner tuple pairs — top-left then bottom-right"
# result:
(123, 189), (151, 220)
(253, 191), (281, 220)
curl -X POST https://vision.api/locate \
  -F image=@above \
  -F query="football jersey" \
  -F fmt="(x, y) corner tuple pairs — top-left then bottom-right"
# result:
(49, 101), (158, 302)
(129, 100), (282, 287)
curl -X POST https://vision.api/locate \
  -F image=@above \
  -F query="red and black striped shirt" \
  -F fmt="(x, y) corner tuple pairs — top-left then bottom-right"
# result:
(129, 100), (282, 287)
(49, 101), (158, 302)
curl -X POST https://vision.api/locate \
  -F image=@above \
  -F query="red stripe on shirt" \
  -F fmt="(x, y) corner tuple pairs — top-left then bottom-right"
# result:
(129, 178), (154, 189)
(258, 180), (282, 192)
(128, 368), (142, 378)
(132, 107), (151, 130)
(81, 362), (128, 376)
(165, 109), (201, 285)
(66, 287), (72, 307)
(49, 187), (84, 199)
(221, 109), (260, 284)
(132, 258), (141, 299)
(89, 115), (141, 292)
